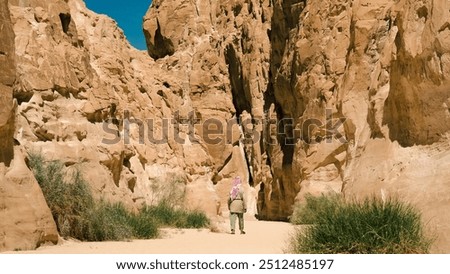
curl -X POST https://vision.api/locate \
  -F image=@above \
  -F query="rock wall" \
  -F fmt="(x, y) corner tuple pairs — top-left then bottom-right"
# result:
(265, 0), (450, 252)
(145, 0), (450, 252)
(6, 0), (194, 212)
(143, 0), (273, 218)
(6, 0), (239, 233)
(0, 0), (58, 252)
(0, 0), (16, 166)
(1, 0), (450, 252)
(0, 148), (59, 251)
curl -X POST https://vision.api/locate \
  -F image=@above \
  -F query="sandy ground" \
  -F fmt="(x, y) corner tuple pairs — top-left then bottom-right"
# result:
(14, 221), (295, 254)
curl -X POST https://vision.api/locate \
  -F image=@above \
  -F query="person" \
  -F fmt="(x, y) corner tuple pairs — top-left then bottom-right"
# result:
(228, 176), (247, 234)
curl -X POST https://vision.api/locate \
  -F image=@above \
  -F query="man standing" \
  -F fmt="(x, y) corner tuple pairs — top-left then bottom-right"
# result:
(228, 176), (247, 234)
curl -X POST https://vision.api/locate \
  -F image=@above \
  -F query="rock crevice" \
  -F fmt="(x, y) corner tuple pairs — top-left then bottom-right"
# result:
(1, 0), (450, 252)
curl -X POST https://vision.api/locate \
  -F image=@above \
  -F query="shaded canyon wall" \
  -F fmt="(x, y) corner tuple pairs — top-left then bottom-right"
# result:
(144, 0), (450, 252)
(1, 0), (450, 252)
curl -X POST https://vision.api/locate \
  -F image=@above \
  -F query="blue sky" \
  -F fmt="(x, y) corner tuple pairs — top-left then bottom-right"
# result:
(84, 0), (153, 50)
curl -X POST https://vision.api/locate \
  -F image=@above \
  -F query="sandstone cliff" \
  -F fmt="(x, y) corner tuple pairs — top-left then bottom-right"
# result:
(1, 0), (450, 253)
(0, 0), (15, 166)
(0, 0), (58, 251)
(2, 0), (229, 252)
(144, 0), (450, 252)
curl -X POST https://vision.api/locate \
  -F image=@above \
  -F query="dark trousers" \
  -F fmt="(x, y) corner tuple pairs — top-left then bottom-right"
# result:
(230, 212), (244, 231)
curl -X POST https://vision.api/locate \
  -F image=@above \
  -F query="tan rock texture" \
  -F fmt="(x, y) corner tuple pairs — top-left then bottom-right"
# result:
(8, 0), (186, 211)
(0, 0), (15, 166)
(144, 0), (272, 219)
(145, 0), (450, 252)
(0, 0), (58, 252)
(7, 0), (232, 241)
(264, 0), (450, 252)
(0, 148), (58, 251)
(1, 0), (450, 253)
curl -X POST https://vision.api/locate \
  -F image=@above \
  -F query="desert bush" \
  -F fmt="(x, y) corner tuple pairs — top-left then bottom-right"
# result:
(28, 152), (208, 242)
(148, 173), (186, 207)
(84, 201), (159, 241)
(146, 173), (210, 229)
(28, 152), (94, 239)
(84, 201), (134, 241)
(141, 202), (210, 229)
(182, 210), (211, 228)
(289, 194), (432, 254)
(290, 193), (342, 225)
(28, 153), (158, 241)
(128, 208), (160, 239)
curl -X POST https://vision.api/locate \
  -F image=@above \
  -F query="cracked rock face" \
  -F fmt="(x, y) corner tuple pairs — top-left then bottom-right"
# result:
(265, 0), (450, 252)
(143, 0), (273, 218)
(0, 0), (58, 252)
(145, 0), (450, 252)
(2, 0), (450, 252)
(0, 0), (15, 166)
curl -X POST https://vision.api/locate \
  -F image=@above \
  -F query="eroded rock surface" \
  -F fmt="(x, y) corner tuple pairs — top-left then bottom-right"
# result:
(1, 0), (450, 252)
(145, 0), (450, 252)
(0, 0), (58, 252)
(0, 0), (15, 166)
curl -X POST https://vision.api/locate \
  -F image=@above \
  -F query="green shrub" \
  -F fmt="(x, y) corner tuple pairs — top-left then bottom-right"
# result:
(28, 152), (208, 242)
(141, 202), (210, 229)
(84, 202), (134, 241)
(27, 153), (159, 241)
(185, 211), (211, 228)
(83, 201), (160, 241)
(291, 193), (342, 225)
(289, 195), (432, 254)
(143, 202), (177, 225)
(148, 174), (186, 207)
(28, 152), (94, 239)
(129, 210), (159, 239)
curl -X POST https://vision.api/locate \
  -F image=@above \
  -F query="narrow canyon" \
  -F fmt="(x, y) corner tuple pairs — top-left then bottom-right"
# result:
(1, 0), (450, 252)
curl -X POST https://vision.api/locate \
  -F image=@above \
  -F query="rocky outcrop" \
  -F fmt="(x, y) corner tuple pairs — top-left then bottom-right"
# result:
(143, 0), (272, 218)
(2, 0), (450, 253)
(144, 0), (450, 252)
(264, 0), (450, 252)
(8, 0), (177, 211)
(0, 148), (59, 251)
(7, 0), (236, 226)
(0, 0), (58, 252)
(0, 0), (15, 166)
